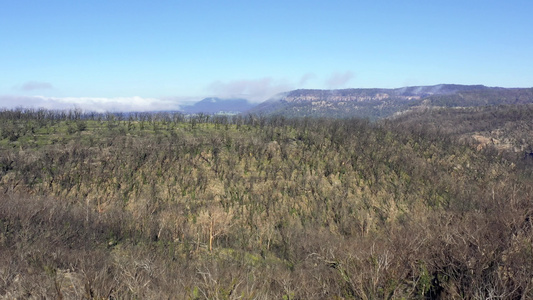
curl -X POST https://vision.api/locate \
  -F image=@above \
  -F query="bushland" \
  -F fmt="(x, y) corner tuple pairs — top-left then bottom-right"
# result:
(1, 107), (532, 298)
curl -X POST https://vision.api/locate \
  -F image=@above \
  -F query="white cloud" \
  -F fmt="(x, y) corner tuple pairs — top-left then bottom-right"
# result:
(206, 77), (293, 102)
(0, 95), (184, 112)
(325, 71), (355, 89)
(19, 81), (54, 91)
(298, 73), (316, 86)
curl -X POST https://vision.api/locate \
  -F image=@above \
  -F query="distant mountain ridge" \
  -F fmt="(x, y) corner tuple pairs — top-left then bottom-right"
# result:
(247, 84), (533, 119)
(180, 97), (257, 114)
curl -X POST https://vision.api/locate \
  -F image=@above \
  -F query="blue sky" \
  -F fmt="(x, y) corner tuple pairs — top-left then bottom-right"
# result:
(1, 0), (532, 111)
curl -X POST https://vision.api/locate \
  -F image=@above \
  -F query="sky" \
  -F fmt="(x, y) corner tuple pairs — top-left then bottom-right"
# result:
(1, 0), (532, 112)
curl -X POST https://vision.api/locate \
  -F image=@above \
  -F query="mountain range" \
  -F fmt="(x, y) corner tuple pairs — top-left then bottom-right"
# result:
(179, 97), (257, 114)
(247, 84), (533, 119)
(182, 85), (533, 120)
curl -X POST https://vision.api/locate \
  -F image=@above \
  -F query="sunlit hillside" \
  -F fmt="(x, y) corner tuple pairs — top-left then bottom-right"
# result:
(1, 108), (532, 298)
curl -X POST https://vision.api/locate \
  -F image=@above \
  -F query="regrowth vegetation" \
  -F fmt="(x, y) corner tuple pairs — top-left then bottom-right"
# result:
(1, 108), (533, 298)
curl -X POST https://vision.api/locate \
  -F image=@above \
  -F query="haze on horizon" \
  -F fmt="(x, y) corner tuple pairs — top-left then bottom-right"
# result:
(1, 0), (532, 112)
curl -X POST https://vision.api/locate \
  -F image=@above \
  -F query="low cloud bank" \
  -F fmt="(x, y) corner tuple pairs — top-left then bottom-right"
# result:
(207, 78), (293, 102)
(206, 72), (355, 102)
(1, 72), (356, 112)
(0, 95), (183, 112)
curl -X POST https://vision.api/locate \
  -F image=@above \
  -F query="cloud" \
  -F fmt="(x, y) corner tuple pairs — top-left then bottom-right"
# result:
(207, 78), (293, 102)
(19, 81), (54, 91)
(298, 73), (316, 86)
(0, 95), (186, 112)
(325, 71), (355, 89)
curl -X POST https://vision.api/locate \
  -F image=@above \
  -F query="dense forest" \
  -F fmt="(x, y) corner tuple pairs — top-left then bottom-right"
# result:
(1, 107), (533, 299)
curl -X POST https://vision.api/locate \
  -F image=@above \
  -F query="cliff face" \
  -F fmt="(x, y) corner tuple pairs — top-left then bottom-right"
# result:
(285, 92), (394, 103)
(282, 84), (493, 103)
(247, 85), (533, 119)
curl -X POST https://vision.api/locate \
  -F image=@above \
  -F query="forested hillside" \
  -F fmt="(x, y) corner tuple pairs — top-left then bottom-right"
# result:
(391, 104), (533, 153)
(1, 108), (533, 299)
(248, 85), (533, 119)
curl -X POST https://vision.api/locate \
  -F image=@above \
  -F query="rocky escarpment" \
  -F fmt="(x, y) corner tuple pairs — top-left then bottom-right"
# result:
(247, 85), (533, 119)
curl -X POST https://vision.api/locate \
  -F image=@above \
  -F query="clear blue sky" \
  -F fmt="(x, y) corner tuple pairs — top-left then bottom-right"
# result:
(1, 0), (532, 111)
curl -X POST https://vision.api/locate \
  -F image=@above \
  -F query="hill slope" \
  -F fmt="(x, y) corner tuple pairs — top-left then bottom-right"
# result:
(1, 109), (533, 298)
(248, 84), (533, 119)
